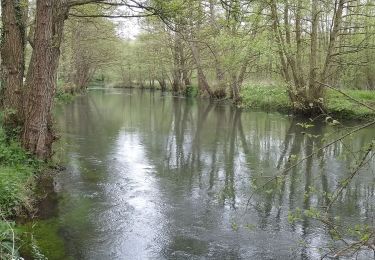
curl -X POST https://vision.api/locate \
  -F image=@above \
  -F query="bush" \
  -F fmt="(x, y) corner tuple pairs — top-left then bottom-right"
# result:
(55, 87), (74, 103)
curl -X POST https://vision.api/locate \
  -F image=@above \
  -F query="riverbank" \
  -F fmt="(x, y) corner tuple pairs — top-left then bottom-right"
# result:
(0, 88), (74, 259)
(240, 84), (375, 120)
(0, 116), (39, 258)
(113, 82), (375, 120)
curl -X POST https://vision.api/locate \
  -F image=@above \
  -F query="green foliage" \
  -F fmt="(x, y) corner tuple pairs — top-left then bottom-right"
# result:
(0, 166), (35, 217)
(0, 220), (22, 260)
(184, 85), (199, 97)
(55, 87), (75, 104)
(0, 131), (34, 167)
(58, 5), (121, 89)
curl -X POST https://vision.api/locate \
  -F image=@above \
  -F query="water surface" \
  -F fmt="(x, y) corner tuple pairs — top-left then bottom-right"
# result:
(40, 89), (374, 259)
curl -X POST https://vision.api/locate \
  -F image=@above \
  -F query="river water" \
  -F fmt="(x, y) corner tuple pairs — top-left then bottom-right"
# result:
(35, 89), (375, 259)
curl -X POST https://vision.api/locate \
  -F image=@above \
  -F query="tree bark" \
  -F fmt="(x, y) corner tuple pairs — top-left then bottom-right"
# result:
(308, 0), (319, 99)
(0, 0), (28, 129)
(22, 0), (69, 159)
(189, 41), (213, 97)
(321, 0), (345, 81)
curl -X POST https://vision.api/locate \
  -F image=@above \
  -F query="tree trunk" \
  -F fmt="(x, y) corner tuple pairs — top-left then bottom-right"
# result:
(308, 0), (320, 101)
(321, 0), (345, 81)
(0, 0), (28, 130)
(158, 79), (167, 91)
(22, 0), (68, 159)
(189, 41), (213, 97)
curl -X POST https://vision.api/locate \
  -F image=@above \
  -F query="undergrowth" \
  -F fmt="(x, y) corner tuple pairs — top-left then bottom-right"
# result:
(0, 113), (42, 259)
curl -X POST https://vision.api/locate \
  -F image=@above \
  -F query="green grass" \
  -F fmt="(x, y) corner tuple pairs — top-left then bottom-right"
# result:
(326, 90), (375, 120)
(0, 128), (39, 218)
(240, 83), (291, 112)
(0, 113), (42, 259)
(240, 83), (375, 120)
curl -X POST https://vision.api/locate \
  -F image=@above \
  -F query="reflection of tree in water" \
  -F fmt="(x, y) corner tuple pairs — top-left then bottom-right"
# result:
(135, 92), (375, 217)
(55, 90), (375, 258)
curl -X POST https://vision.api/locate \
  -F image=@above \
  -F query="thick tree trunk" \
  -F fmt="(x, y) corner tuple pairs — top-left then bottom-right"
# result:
(22, 0), (68, 159)
(0, 0), (27, 130)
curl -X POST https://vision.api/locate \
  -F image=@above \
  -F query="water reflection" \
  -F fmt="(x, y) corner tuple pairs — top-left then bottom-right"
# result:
(48, 89), (375, 259)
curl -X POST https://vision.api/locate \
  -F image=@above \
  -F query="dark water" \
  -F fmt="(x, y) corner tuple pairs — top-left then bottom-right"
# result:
(37, 89), (375, 259)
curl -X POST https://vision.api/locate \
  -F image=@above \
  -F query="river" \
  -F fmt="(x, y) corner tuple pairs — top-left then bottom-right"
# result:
(33, 88), (375, 259)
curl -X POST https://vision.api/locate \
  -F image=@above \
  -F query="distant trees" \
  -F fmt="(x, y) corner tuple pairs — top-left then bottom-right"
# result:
(121, 0), (374, 108)
(268, 0), (374, 113)
(59, 6), (120, 91)
(120, 0), (269, 100)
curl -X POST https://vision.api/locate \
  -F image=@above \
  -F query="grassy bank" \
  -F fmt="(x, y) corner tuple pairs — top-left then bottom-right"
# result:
(240, 83), (375, 120)
(0, 128), (39, 219)
(0, 83), (76, 259)
(0, 114), (43, 259)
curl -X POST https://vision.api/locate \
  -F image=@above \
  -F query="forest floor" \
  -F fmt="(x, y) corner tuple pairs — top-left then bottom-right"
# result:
(240, 84), (375, 120)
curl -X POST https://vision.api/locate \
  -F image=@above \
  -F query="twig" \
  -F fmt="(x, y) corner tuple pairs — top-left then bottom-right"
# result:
(326, 143), (374, 212)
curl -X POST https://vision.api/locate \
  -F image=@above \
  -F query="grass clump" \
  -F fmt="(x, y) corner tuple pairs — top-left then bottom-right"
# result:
(240, 83), (291, 112)
(326, 89), (375, 120)
(240, 83), (375, 120)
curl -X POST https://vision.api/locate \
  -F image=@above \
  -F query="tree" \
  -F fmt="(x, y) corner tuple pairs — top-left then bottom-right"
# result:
(1, 0), (158, 159)
(60, 7), (120, 91)
(0, 0), (28, 130)
(268, 0), (374, 113)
